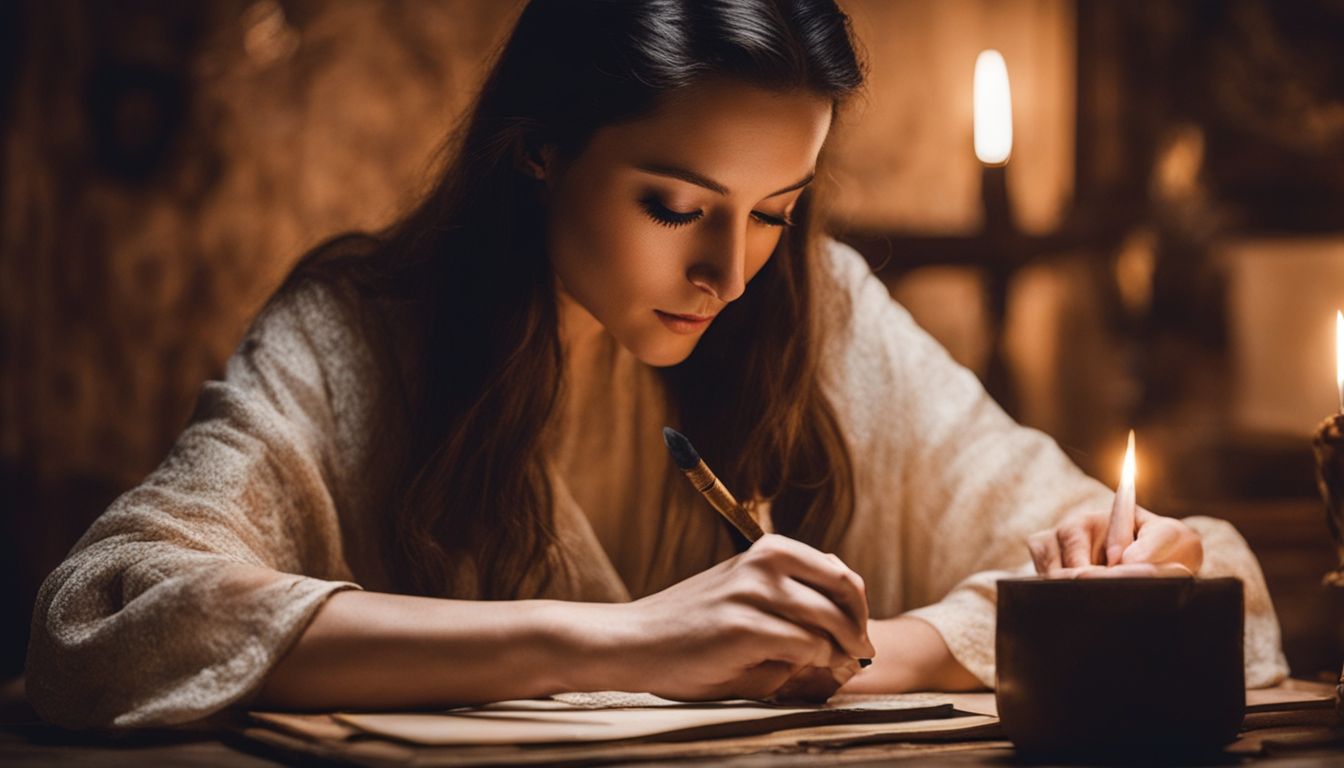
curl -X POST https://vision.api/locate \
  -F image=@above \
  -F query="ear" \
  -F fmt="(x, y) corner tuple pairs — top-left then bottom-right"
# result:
(515, 137), (556, 183)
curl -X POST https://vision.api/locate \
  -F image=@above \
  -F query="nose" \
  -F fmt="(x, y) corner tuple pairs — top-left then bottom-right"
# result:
(686, 218), (747, 303)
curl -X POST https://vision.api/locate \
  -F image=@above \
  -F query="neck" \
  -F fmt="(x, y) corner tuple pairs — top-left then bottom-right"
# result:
(555, 277), (607, 359)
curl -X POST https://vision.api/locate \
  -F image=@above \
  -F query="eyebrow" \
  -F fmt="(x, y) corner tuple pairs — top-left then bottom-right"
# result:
(635, 163), (815, 198)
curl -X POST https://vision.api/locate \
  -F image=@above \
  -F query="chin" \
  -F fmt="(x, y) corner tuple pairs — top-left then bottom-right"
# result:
(636, 344), (697, 368)
(624, 334), (699, 368)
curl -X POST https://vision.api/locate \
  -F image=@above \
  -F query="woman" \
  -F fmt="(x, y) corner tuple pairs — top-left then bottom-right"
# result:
(26, 0), (1287, 728)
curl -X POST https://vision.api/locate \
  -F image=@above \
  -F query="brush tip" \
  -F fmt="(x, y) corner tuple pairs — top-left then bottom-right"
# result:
(661, 426), (701, 470)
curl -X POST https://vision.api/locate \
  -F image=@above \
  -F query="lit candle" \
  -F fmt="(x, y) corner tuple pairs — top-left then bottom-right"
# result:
(1336, 309), (1342, 414)
(1105, 430), (1137, 566)
(973, 49), (1013, 166)
(1317, 312), (1344, 705)
(1315, 313), (1344, 592)
(973, 49), (1013, 236)
(973, 49), (1019, 414)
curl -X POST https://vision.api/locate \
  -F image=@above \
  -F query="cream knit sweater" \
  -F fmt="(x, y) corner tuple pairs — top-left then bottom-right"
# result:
(26, 239), (1289, 728)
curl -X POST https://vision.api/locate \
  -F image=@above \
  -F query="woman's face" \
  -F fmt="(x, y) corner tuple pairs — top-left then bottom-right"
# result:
(541, 79), (833, 367)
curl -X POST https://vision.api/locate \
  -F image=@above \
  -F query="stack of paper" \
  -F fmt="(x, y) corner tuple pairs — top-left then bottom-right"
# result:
(242, 682), (1336, 767)
(323, 690), (995, 745)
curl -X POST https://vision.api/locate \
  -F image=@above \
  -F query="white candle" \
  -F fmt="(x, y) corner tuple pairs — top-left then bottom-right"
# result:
(1106, 430), (1137, 566)
(1120, 429), (1137, 491)
(1336, 309), (1342, 414)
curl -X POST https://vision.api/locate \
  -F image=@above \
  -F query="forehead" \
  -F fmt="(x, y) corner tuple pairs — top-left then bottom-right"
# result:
(582, 79), (834, 193)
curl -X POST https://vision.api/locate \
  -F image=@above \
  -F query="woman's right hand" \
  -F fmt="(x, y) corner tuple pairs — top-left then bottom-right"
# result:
(619, 533), (875, 702)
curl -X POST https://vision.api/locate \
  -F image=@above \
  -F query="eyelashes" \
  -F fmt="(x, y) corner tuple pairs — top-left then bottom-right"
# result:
(639, 196), (700, 228)
(638, 195), (792, 230)
(752, 210), (793, 228)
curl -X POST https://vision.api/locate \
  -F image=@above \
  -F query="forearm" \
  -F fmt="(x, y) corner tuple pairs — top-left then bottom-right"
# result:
(837, 615), (983, 694)
(255, 590), (628, 710)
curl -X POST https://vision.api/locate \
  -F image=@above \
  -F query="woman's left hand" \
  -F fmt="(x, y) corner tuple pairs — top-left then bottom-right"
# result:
(1026, 506), (1203, 578)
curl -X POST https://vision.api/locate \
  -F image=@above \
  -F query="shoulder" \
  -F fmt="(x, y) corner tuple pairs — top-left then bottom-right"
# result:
(813, 236), (925, 341)
(238, 233), (412, 387)
(811, 236), (929, 374)
(809, 238), (891, 444)
(232, 278), (373, 394)
(810, 236), (973, 446)
(235, 235), (409, 395)
(224, 269), (406, 457)
(206, 272), (412, 517)
(815, 235), (877, 296)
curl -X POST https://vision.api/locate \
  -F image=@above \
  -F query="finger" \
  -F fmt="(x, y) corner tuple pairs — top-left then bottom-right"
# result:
(1120, 518), (1181, 565)
(1027, 530), (1062, 574)
(757, 576), (871, 661)
(1027, 531), (1047, 573)
(744, 536), (872, 650)
(823, 552), (872, 645)
(788, 658), (860, 692)
(1076, 562), (1193, 579)
(736, 660), (798, 701)
(1130, 508), (1203, 573)
(1122, 542), (1200, 576)
(1047, 565), (1090, 579)
(1149, 562), (1194, 577)
(750, 611), (840, 670)
(1057, 524), (1094, 568)
(1088, 510), (1110, 564)
(768, 665), (849, 704)
(834, 657), (861, 686)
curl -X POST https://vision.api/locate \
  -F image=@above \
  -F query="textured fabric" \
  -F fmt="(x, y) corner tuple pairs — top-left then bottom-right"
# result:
(26, 239), (1289, 729)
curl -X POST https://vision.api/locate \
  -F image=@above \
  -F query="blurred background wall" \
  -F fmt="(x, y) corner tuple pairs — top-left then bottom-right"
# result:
(3, 0), (1342, 682)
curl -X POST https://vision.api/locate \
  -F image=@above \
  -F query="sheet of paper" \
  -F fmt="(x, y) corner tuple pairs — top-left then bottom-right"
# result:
(332, 691), (963, 746)
(545, 690), (959, 711)
(251, 682), (1330, 753)
(245, 713), (1009, 768)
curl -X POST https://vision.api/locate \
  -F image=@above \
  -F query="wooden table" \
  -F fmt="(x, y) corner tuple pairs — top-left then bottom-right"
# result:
(3, 691), (1340, 767)
(4, 721), (1343, 766)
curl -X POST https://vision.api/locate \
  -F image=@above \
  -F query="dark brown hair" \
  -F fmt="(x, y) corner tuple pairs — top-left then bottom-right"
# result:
(280, 0), (865, 599)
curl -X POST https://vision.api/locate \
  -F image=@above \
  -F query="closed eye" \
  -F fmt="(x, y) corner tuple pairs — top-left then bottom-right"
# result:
(639, 196), (702, 228)
(751, 211), (793, 228)
(639, 195), (794, 230)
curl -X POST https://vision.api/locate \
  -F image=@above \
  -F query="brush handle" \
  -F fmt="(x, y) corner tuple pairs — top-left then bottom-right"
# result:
(683, 461), (766, 541)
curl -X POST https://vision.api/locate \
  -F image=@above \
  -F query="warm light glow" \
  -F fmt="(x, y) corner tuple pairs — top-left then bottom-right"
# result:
(973, 49), (1013, 165)
(1336, 310), (1343, 413)
(1120, 430), (1137, 490)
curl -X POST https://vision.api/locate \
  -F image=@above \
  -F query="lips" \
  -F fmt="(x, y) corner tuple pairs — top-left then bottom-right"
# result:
(654, 309), (716, 335)
(661, 311), (715, 322)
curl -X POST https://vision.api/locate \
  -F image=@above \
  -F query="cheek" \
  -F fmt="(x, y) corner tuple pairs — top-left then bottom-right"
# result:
(744, 228), (783, 282)
(747, 235), (779, 281)
(550, 189), (686, 319)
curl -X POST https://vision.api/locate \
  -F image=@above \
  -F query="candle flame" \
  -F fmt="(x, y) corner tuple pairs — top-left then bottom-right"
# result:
(1120, 429), (1136, 490)
(973, 49), (1013, 166)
